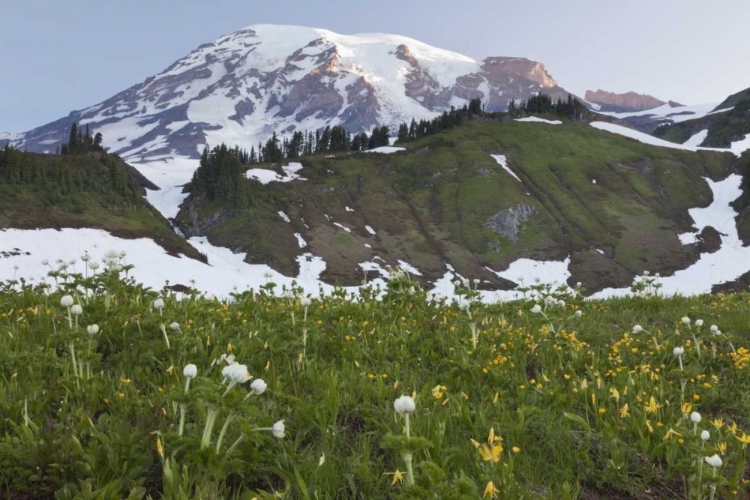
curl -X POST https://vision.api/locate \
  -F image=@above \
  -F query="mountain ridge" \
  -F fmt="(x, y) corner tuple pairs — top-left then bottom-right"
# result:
(585, 89), (670, 113)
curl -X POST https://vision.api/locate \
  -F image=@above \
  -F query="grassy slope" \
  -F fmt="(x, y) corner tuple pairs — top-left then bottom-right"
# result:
(653, 87), (750, 147)
(177, 118), (736, 292)
(3, 274), (750, 498)
(0, 152), (205, 262)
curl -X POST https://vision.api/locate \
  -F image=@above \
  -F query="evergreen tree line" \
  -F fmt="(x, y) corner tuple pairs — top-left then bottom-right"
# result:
(0, 143), (141, 207)
(395, 98), (483, 143)
(226, 124), (393, 166)
(508, 93), (587, 121)
(59, 123), (105, 155)
(189, 143), (254, 209)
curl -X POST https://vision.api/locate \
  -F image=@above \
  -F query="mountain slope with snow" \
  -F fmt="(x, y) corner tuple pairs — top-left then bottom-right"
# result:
(13, 24), (573, 161)
(651, 86), (750, 150)
(171, 118), (738, 294)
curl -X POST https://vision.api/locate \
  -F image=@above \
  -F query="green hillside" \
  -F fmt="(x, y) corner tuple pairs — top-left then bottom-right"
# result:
(175, 118), (738, 293)
(653, 87), (750, 147)
(0, 146), (205, 262)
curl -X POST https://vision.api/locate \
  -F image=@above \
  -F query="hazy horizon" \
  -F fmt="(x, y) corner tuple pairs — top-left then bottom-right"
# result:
(3, 0), (749, 132)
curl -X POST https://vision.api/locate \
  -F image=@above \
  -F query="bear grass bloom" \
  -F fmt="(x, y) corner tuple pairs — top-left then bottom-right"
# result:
(394, 395), (416, 415)
(250, 378), (267, 395)
(271, 420), (285, 438)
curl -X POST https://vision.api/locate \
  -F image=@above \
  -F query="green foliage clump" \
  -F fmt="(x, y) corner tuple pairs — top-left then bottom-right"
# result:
(0, 144), (142, 209)
(189, 144), (255, 209)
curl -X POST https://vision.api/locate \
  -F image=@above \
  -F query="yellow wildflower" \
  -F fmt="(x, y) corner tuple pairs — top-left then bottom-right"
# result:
(711, 418), (724, 429)
(383, 470), (404, 485)
(156, 436), (163, 458)
(484, 481), (499, 499)
(735, 433), (750, 445)
(715, 442), (727, 455)
(610, 387), (620, 402)
(431, 385), (447, 399)
(619, 403), (630, 419)
(479, 443), (503, 463)
(663, 428), (683, 440)
(681, 402), (692, 415)
(644, 396), (661, 414)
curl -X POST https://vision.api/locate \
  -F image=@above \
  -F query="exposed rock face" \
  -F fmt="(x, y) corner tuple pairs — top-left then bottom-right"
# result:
(13, 25), (577, 160)
(585, 89), (666, 113)
(484, 204), (535, 242)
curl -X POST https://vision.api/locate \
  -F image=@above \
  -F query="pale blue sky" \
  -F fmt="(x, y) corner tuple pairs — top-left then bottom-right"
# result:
(2, 0), (749, 132)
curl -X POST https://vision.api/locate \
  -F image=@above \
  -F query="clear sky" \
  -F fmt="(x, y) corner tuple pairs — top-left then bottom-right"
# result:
(2, 0), (749, 133)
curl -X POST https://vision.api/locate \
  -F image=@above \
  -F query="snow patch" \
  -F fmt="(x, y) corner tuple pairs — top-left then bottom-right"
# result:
(365, 225), (377, 236)
(365, 146), (406, 154)
(515, 117), (562, 125)
(246, 162), (305, 184)
(397, 260), (422, 276)
(593, 174), (750, 297)
(596, 102), (720, 124)
(278, 211), (291, 223)
(678, 232), (698, 245)
(333, 222), (352, 233)
(490, 154), (521, 182)
(294, 232), (307, 248)
(590, 121), (748, 157)
(683, 129), (708, 148)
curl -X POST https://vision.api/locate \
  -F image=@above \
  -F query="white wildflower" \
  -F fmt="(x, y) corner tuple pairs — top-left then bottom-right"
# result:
(394, 395), (416, 415)
(250, 378), (267, 395)
(183, 364), (198, 379)
(272, 420), (285, 438)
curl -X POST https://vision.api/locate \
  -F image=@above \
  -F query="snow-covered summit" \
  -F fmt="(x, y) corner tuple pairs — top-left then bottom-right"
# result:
(13, 24), (572, 161)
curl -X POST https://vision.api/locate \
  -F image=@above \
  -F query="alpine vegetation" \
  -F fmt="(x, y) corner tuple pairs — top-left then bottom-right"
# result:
(2, 252), (750, 499)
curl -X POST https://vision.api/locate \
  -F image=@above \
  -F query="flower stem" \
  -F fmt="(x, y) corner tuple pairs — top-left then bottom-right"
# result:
(402, 452), (414, 486)
(201, 407), (219, 449)
(159, 323), (170, 349)
(215, 414), (234, 454)
(225, 434), (245, 456)
(178, 406), (187, 437)
(691, 333), (701, 358)
(23, 397), (29, 427)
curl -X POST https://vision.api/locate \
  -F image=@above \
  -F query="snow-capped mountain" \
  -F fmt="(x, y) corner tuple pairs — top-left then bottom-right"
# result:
(13, 24), (573, 161)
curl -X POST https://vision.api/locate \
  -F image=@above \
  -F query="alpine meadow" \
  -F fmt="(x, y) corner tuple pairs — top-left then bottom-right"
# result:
(3, 6), (750, 500)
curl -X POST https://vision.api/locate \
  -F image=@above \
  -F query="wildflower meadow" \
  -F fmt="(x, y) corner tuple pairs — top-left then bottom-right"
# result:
(2, 254), (750, 499)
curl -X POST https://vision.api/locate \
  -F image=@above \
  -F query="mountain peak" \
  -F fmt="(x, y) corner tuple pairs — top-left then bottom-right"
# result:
(585, 89), (671, 113)
(14, 25), (574, 160)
